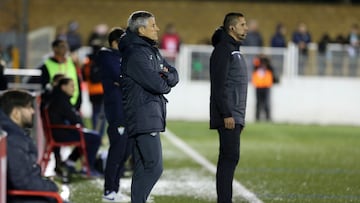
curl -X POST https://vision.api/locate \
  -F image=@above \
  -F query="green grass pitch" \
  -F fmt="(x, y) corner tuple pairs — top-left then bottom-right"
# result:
(66, 121), (360, 203)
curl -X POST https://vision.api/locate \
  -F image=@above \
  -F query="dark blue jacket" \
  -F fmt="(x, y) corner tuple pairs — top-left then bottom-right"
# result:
(271, 32), (287, 48)
(210, 27), (248, 129)
(95, 47), (125, 126)
(47, 87), (83, 140)
(118, 29), (179, 136)
(0, 109), (58, 196)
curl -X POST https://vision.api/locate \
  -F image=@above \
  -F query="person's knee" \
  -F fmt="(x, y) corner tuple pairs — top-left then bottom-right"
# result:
(143, 159), (163, 179)
(220, 150), (240, 165)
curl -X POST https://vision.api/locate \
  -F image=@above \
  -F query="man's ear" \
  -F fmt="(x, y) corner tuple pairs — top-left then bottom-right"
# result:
(138, 26), (145, 36)
(9, 108), (20, 124)
(111, 40), (118, 49)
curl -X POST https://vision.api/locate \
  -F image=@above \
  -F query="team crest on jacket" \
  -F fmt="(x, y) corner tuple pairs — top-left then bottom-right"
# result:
(117, 126), (125, 135)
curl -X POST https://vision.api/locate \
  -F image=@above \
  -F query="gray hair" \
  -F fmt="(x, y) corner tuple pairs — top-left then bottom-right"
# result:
(127, 11), (154, 34)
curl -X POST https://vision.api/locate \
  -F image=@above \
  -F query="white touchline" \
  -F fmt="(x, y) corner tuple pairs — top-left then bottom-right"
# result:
(163, 128), (263, 203)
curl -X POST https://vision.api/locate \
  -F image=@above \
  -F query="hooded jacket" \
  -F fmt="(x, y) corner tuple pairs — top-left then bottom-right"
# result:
(210, 27), (248, 129)
(118, 29), (179, 136)
(95, 47), (125, 126)
(0, 109), (58, 202)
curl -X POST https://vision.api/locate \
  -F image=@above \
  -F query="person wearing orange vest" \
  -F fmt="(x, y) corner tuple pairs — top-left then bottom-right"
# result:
(252, 55), (275, 121)
(82, 44), (105, 136)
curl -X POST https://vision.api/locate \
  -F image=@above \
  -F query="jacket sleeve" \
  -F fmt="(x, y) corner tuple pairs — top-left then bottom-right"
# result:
(7, 138), (58, 191)
(60, 99), (83, 125)
(126, 50), (171, 94)
(162, 60), (179, 87)
(211, 45), (232, 118)
(40, 65), (50, 90)
(97, 50), (121, 83)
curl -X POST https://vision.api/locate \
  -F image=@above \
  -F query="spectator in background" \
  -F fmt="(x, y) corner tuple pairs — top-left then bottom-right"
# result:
(271, 23), (287, 47)
(0, 90), (61, 203)
(55, 25), (67, 41)
(292, 22), (312, 75)
(334, 33), (347, 45)
(241, 19), (263, 47)
(160, 23), (181, 56)
(87, 24), (109, 47)
(47, 77), (102, 177)
(318, 33), (332, 54)
(252, 55), (277, 122)
(82, 34), (106, 136)
(66, 21), (82, 53)
(39, 39), (82, 111)
(159, 23), (181, 66)
(292, 22), (312, 55)
(210, 12), (248, 203)
(346, 23), (359, 58)
(96, 27), (132, 203)
(118, 11), (179, 203)
(317, 33), (332, 75)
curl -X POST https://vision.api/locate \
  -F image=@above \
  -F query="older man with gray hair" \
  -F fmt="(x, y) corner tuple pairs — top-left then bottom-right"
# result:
(118, 11), (179, 203)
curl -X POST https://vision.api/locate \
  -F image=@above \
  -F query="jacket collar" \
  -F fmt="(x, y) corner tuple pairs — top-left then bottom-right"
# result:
(0, 108), (28, 137)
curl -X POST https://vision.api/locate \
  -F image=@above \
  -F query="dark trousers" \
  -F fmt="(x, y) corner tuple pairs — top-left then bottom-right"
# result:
(104, 124), (133, 193)
(131, 132), (163, 203)
(54, 129), (101, 168)
(255, 88), (271, 121)
(216, 125), (242, 203)
(91, 100), (106, 136)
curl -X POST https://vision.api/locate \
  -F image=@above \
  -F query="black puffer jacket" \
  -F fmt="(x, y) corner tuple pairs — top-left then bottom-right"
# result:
(0, 109), (58, 202)
(118, 29), (179, 136)
(210, 27), (248, 129)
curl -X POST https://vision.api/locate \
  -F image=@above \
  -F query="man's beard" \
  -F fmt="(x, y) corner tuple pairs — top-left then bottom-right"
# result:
(23, 121), (33, 129)
(22, 117), (34, 129)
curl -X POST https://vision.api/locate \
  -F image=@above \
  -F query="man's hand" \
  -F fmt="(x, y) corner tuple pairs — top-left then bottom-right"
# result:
(159, 67), (169, 78)
(162, 67), (169, 72)
(224, 117), (235, 129)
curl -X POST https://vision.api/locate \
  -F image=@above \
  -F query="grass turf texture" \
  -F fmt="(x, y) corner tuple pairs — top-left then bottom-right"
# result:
(167, 121), (360, 203)
(65, 121), (360, 203)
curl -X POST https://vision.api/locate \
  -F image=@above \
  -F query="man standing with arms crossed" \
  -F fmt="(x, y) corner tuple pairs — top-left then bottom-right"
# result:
(118, 11), (179, 203)
(210, 12), (248, 203)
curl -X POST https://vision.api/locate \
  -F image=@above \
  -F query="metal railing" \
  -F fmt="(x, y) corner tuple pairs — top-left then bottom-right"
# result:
(171, 42), (360, 83)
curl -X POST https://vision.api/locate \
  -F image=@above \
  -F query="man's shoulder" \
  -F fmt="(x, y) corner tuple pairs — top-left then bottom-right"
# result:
(6, 127), (27, 147)
(213, 41), (233, 54)
(125, 44), (152, 59)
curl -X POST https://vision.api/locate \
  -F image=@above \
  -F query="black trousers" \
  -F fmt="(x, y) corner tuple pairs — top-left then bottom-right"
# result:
(216, 124), (242, 203)
(54, 129), (101, 168)
(104, 124), (133, 194)
(255, 88), (271, 121)
(131, 132), (163, 203)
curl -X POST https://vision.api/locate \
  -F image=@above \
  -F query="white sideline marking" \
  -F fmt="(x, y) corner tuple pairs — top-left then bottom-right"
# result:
(163, 128), (263, 203)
